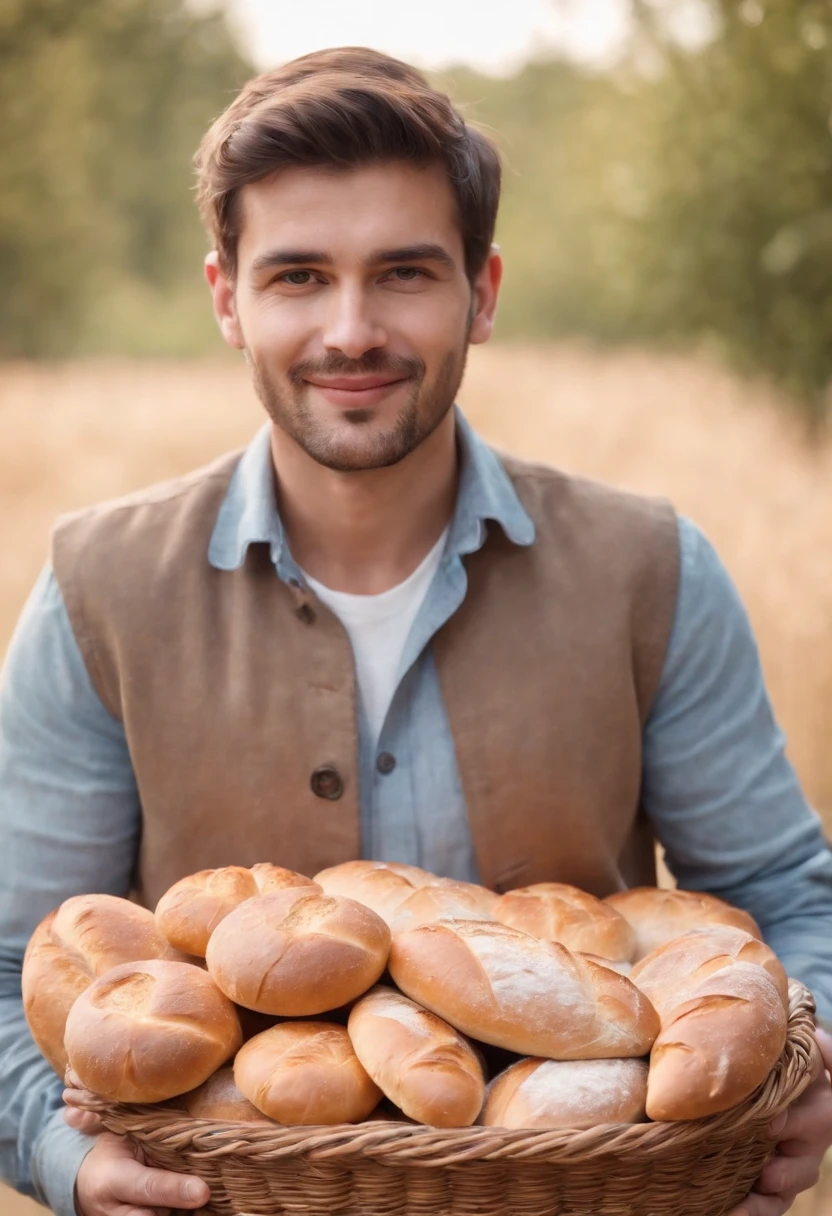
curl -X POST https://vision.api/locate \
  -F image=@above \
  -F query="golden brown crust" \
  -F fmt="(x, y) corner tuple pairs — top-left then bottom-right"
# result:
(64, 959), (242, 1102)
(155, 865), (318, 956)
(205, 888), (391, 1015)
(347, 985), (485, 1126)
(234, 1022), (381, 1124)
(480, 1056), (649, 1129)
(604, 887), (762, 960)
(388, 919), (659, 1059)
(493, 883), (636, 961)
(180, 1066), (274, 1122)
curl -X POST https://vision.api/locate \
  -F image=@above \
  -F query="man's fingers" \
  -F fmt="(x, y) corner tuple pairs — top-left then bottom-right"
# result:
(814, 1027), (832, 1077)
(756, 1150), (821, 1197)
(117, 1157), (209, 1209)
(726, 1191), (794, 1216)
(63, 1105), (104, 1134)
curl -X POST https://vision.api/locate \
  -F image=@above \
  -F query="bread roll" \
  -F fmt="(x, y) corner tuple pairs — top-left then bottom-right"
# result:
(22, 893), (183, 1076)
(313, 861), (424, 925)
(234, 1022), (381, 1124)
(388, 919), (659, 1059)
(480, 1056), (649, 1129)
(604, 887), (762, 960)
(630, 925), (789, 1012)
(391, 880), (499, 933)
(205, 888), (391, 1015)
(180, 1066), (274, 1122)
(576, 953), (632, 976)
(644, 961), (788, 1120)
(155, 864), (318, 956)
(64, 959), (242, 1102)
(493, 883), (636, 961)
(347, 985), (485, 1126)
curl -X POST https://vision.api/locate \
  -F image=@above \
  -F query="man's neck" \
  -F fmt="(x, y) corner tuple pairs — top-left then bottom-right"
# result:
(269, 412), (458, 595)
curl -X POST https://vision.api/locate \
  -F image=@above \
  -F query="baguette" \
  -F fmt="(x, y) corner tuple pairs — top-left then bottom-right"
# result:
(493, 882), (635, 961)
(604, 887), (762, 960)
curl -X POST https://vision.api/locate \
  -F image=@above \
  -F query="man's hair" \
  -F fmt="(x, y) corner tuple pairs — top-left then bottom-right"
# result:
(195, 47), (501, 283)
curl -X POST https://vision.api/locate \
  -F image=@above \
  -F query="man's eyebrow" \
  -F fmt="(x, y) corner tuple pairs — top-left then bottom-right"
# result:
(368, 244), (457, 271)
(249, 250), (330, 276)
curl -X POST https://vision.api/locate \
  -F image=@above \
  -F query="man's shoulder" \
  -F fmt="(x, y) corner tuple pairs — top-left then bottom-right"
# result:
(52, 447), (245, 546)
(494, 446), (676, 530)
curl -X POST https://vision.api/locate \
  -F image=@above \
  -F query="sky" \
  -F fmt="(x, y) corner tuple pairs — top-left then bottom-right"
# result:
(217, 0), (632, 74)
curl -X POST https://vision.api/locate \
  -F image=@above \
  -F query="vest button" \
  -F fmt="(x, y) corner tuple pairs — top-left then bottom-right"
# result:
(310, 765), (344, 800)
(376, 752), (396, 775)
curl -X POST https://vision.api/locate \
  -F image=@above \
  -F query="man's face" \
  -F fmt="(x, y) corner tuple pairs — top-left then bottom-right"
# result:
(207, 161), (500, 472)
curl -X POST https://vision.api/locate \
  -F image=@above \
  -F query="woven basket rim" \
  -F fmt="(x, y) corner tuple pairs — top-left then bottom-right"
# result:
(66, 980), (818, 1168)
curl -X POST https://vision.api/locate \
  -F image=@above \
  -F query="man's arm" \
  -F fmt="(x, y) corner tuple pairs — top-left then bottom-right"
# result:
(642, 516), (832, 1022)
(0, 566), (141, 1215)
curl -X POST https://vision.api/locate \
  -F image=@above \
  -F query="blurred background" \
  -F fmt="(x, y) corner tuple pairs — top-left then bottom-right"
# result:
(2, 0), (831, 1212)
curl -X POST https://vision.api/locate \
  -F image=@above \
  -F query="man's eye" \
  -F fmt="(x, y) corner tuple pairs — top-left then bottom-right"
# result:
(391, 267), (425, 281)
(279, 270), (313, 285)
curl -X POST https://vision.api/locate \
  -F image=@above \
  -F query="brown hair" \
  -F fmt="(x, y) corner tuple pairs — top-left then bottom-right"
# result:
(195, 47), (501, 282)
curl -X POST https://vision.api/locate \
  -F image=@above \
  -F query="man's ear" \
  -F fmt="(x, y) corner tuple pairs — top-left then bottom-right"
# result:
(468, 247), (503, 346)
(205, 251), (245, 350)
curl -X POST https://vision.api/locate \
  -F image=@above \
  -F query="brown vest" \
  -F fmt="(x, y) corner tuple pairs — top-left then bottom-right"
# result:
(51, 445), (679, 910)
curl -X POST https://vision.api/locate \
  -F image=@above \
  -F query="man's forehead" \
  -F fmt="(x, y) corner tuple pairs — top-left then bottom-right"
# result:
(237, 162), (462, 260)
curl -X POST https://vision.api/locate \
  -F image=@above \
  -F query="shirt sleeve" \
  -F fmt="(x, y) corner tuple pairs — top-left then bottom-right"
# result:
(642, 516), (832, 1023)
(0, 565), (141, 1213)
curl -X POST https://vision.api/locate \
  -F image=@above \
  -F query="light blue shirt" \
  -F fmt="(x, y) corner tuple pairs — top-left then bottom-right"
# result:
(2, 412), (831, 1214)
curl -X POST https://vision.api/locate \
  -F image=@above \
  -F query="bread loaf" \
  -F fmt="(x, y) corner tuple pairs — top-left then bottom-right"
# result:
(604, 887), (762, 960)
(493, 883), (636, 961)
(347, 985), (485, 1126)
(22, 893), (184, 1076)
(313, 861), (425, 925)
(181, 1066), (274, 1122)
(388, 919), (659, 1058)
(64, 959), (242, 1102)
(630, 925), (789, 1012)
(205, 888), (391, 1015)
(234, 1022), (381, 1124)
(155, 864), (318, 956)
(480, 1056), (649, 1129)
(626, 926), (789, 1120)
(391, 880), (499, 933)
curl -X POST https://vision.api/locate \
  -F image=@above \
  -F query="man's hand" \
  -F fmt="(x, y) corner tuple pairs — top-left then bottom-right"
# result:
(73, 1131), (210, 1216)
(728, 1026), (832, 1216)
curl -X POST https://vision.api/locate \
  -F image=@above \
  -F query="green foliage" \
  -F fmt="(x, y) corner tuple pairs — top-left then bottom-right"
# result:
(0, 0), (250, 356)
(444, 0), (832, 423)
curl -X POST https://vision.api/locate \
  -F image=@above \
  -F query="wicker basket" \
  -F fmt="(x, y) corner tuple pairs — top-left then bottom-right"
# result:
(67, 981), (819, 1216)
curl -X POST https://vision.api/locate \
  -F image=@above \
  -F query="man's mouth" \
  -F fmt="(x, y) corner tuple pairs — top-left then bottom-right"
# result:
(304, 374), (409, 407)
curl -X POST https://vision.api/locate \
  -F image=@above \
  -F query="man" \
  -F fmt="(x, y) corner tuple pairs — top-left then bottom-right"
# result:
(1, 46), (831, 1216)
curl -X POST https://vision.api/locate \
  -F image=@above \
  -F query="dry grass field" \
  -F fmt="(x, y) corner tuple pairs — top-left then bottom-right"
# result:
(1, 343), (831, 1215)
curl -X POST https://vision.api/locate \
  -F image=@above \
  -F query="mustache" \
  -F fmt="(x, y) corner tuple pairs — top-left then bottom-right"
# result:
(288, 351), (425, 385)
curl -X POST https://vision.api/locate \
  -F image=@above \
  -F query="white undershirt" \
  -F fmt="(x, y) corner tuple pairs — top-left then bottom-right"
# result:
(300, 527), (449, 745)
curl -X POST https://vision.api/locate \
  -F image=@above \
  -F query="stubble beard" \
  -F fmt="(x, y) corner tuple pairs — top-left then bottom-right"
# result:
(247, 343), (469, 473)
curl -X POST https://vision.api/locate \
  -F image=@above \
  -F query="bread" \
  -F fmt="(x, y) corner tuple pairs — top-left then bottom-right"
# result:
(22, 893), (183, 1076)
(313, 861), (425, 926)
(234, 1022), (381, 1124)
(644, 961), (788, 1119)
(205, 888), (391, 1015)
(180, 1066), (275, 1122)
(388, 919), (659, 1058)
(480, 1056), (649, 1129)
(347, 985), (485, 1126)
(626, 926), (789, 1120)
(391, 880), (499, 933)
(630, 925), (789, 1012)
(155, 864), (318, 956)
(64, 959), (242, 1102)
(576, 953), (632, 976)
(604, 887), (762, 960)
(493, 883), (636, 961)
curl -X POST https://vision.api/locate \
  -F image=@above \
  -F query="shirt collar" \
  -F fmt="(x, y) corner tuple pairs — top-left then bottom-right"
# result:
(207, 407), (535, 574)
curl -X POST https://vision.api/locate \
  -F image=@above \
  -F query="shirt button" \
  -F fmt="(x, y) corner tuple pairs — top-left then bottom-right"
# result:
(376, 752), (397, 775)
(296, 603), (316, 624)
(310, 766), (344, 800)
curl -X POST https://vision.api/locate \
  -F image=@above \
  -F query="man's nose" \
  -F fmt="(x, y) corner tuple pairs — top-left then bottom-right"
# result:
(322, 287), (388, 359)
